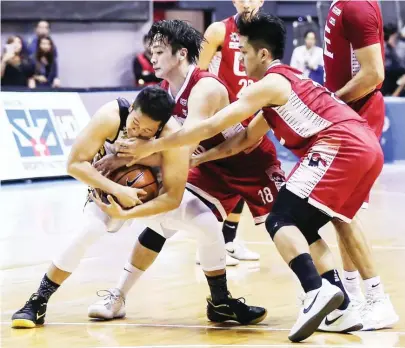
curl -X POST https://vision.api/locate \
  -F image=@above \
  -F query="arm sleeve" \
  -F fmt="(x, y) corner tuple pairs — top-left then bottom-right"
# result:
(343, 2), (381, 49)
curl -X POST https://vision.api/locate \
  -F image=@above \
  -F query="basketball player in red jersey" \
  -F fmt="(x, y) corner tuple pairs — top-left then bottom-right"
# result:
(196, 0), (264, 263)
(323, 0), (398, 330)
(120, 13), (386, 341)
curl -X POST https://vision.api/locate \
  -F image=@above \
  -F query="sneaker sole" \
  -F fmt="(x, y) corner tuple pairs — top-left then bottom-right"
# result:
(288, 291), (344, 343)
(318, 322), (363, 333)
(361, 315), (400, 331)
(88, 312), (126, 320)
(11, 319), (37, 329)
(207, 308), (267, 325)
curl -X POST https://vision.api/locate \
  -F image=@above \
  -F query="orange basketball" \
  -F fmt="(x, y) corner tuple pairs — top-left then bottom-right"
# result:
(95, 164), (159, 207)
(109, 164), (159, 204)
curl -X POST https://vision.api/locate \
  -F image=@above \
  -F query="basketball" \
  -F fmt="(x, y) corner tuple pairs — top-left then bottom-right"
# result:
(96, 164), (159, 206)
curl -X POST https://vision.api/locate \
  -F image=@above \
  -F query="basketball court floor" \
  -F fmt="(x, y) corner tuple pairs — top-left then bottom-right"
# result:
(1, 162), (404, 348)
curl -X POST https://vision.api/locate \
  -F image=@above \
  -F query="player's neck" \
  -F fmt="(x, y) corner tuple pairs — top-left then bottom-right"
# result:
(166, 63), (194, 98)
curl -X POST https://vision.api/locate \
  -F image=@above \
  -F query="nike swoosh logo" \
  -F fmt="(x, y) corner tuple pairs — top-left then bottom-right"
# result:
(372, 283), (380, 288)
(345, 277), (357, 281)
(212, 308), (238, 320)
(303, 291), (319, 314)
(227, 249), (235, 254)
(36, 313), (46, 320)
(126, 172), (144, 187)
(325, 314), (343, 326)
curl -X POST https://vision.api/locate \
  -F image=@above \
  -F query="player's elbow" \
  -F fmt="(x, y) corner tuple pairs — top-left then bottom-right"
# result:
(365, 65), (384, 87)
(374, 68), (385, 86)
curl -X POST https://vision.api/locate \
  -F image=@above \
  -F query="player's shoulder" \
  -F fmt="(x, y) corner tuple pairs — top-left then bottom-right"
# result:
(193, 75), (228, 97)
(342, 0), (379, 14)
(94, 99), (121, 130)
(204, 21), (226, 41)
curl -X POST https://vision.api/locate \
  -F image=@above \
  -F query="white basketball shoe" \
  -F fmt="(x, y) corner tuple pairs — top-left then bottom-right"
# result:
(318, 302), (363, 333)
(225, 241), (260, 261)
(288, 279), (344, 342)
(361, 291), (399, 330)
(88, 288), (126, 320)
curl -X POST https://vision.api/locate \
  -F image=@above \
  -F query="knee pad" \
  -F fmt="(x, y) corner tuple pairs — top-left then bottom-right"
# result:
(231, 198), (245, 214)
(265, 212), (296, 240)
(138, 227), (166, 253)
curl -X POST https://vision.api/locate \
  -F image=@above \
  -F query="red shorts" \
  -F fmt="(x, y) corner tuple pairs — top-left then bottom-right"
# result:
(349, 91), (384, 139)
(286, 121), (383, 222)
(187, 161), (284, 225)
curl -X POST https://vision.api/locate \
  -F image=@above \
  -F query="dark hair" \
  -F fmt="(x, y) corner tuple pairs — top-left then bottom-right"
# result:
(384, 23), (398, 42)
(5, 35), (28, 57)
(146, 20), (204, 64)
(35, 36), (56, 67)
(237, 12), (286, 60)
(132, 86), (175, 128)
(304, 30), (316, 39)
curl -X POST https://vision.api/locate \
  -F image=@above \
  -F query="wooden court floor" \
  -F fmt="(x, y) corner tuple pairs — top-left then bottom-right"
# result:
(1, 163), (404, 348)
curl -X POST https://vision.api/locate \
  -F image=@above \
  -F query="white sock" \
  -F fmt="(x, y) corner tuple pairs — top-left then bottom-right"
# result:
(364, 276), (384, 295)
(116, 262), (144, 297)
(343, 270), (363, 298)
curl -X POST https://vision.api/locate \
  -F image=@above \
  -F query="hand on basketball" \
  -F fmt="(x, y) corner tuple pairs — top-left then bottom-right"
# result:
(94, 154), (128, 177)
(115, 138), (154, 167)
(90, 191), (127, 219)
(114, 185), (147, 208)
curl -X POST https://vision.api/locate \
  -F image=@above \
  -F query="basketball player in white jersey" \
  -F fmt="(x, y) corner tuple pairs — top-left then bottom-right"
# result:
(11, 86), (267, 328)
(197, 0), (265, 263)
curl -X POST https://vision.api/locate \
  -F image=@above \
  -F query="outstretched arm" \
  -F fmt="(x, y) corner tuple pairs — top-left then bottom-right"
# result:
(192, 112), (271, 166)
(198, 22), (225, 70)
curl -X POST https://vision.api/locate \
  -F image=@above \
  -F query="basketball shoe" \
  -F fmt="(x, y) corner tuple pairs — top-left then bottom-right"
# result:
(361, 292), (399, 330)
(318, 302), (363, 333)
(88, 288), (126, 320)
(288, 279), (344, 342)
(206, 294), (267, 325)
(11, 293), (48, 328)
(225, 241), (260, 261)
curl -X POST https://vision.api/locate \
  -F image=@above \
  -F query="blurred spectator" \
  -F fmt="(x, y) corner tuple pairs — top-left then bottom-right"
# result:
(381, 23), (405, 96)
(133, 35), (161, 87)
(31, 36), (60, 88)
(290, 30), (324, 85)
(396, 26), (405, 63)
(27, 20), (58, 56)
(1, 35), (35, 88)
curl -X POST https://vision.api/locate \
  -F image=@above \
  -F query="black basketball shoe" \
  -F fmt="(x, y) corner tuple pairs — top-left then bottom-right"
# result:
(206, 295), (267, 325)
(11, 293), (47, 328)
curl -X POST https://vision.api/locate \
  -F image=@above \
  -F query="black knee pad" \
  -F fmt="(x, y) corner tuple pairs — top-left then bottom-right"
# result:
(231, 198), (245, 214)
(265, 212), (296, 240)
(138, 228), (166, 253)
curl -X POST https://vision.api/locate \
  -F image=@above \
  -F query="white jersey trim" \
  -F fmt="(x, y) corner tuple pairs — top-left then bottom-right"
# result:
(185, 183), (228, 220)
(168, 65), (196, 103)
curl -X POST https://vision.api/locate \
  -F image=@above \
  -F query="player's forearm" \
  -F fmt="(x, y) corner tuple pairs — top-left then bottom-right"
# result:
(124, 192), (181, 219)
(196, 131), (249, 165)
(136, 153), (162, 167)
(67, 161), (121, 195)
(335, 68), (384, 103)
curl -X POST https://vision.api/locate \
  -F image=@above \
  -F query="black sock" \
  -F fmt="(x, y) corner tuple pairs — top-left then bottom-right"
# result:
(322, 269), (350, 310)
(222, 221), (238, 244)
(37, 274), (60, 302)
(206, 273), (229, 304)
(289, 253), (322, 293)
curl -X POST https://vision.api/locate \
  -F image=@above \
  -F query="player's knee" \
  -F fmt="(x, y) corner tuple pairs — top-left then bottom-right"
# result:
(265, 212), (296, 240)
(138, 228), (166, 253)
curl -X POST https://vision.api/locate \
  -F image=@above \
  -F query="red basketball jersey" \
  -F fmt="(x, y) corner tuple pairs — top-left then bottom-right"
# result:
(261, 62), (365, 157)
(160, 66), (278, 169)
(209, 16), (255, 99)
(323, 0), (384, 94)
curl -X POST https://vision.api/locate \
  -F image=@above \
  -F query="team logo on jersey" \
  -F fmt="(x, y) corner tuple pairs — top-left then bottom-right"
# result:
(180, 98), (187, 106)
(266, 166), (286, 191)
(307, 152), (327, 167)
(332, 6), (341, 16)
(229, 32), (240, 49)
(6, 109), (63, 157)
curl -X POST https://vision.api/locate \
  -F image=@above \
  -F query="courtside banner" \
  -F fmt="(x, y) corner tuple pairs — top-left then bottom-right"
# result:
(0, 92), (91, 181)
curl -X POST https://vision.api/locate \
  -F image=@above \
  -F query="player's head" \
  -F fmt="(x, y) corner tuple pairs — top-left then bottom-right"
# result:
(304, 30), (316, 49)
(233, 0), (264, 21)
(237, 12), (286, 79)
(126, 86), (175, 139)
(146, 20), (204, 78)
(36, 20), (50, 37)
